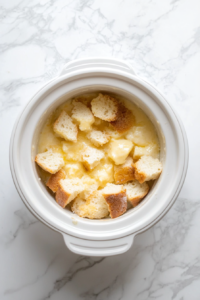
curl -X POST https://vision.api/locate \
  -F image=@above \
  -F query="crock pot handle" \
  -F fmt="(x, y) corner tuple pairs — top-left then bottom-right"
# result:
(62, 234), (135, 257)
(59, 57), (136, 77)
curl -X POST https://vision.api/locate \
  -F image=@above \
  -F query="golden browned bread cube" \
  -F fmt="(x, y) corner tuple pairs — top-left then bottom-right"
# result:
(110, 104), (135, 133)
(55, 178), (84, 208)
(114, 157), (135, 184)
(46, 169), (66, 192)
(101, 183), (127, 218)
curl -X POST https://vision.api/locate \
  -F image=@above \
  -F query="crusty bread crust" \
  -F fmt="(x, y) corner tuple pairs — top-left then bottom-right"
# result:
(134, 172), (146, 184)
(82, 161), (92, 171)
(103, 191), (127, 218)
(110, 104), (135, 133)
(56, 186), (71, 208)
(114, 160), (135, 184)
(46, 169), (66, 193)
(55, 178), (85, 208)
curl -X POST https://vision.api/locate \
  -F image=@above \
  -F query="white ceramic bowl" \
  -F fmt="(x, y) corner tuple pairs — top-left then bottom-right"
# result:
(10, 58), (188, 256)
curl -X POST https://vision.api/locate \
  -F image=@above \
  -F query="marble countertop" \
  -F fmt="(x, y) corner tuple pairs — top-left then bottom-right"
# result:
(1, 0), (200, 299)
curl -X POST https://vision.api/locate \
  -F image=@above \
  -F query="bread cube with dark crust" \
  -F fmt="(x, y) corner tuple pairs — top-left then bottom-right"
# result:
(46, 169), (66, 192)
(101, 183), (127, 218)
(114, 157), (135, 184)
(110, 103), (135, 133)
(55, 178), (84, 208)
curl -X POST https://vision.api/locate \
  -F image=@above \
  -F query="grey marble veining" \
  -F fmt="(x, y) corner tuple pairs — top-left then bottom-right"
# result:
(1, 0), (200, 299)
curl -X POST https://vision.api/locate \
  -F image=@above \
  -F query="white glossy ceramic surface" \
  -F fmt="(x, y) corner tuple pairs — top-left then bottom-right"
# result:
(10, 58), (188, 256)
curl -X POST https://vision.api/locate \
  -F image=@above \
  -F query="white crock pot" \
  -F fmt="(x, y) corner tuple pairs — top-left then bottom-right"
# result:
(9, 58), (188, 257)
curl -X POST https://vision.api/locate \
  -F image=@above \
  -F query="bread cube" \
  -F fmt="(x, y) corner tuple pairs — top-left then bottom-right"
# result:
(56, 178), (84, 208)
(72, 101), (94, 131)
(35, 149), (65, 174)
(108, 139), (133, 165)
(46, 169), (66, 192)
(71, 197), (86, 215)
(101, 183), (127, 218)
(71, 191), (109, 219)
(91, 93), (119, 121)
(110, 104), (135, 133)
(87, 130), (110, 147)
(134, 155), (162, 183)
(124, 181), (149, 207)
(53, 111), (78, 142)
(81, 145), (104, 170)
(114, 157), (135, 184)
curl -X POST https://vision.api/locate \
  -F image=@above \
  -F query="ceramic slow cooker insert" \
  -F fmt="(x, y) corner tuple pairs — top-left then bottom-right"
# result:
(10, 58), (188, 256)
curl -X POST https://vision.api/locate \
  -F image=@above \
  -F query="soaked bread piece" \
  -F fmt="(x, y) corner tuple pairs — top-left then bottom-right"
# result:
(53, 111), (78, 142)
(124, 181), (149, 207)
(46, 169), (66, 192)
(91, 93), (119, 122)
(71, 191), (109, 219)
(35, 149), (64, 174)
(101, 183), (127, 218)
(114, 157), (135, 184)
(110, 103), (135, 133)
(134, 155), (162, 183)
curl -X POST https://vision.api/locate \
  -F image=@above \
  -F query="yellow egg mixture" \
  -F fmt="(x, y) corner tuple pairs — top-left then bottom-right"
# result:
(37, 93), (160, 188)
